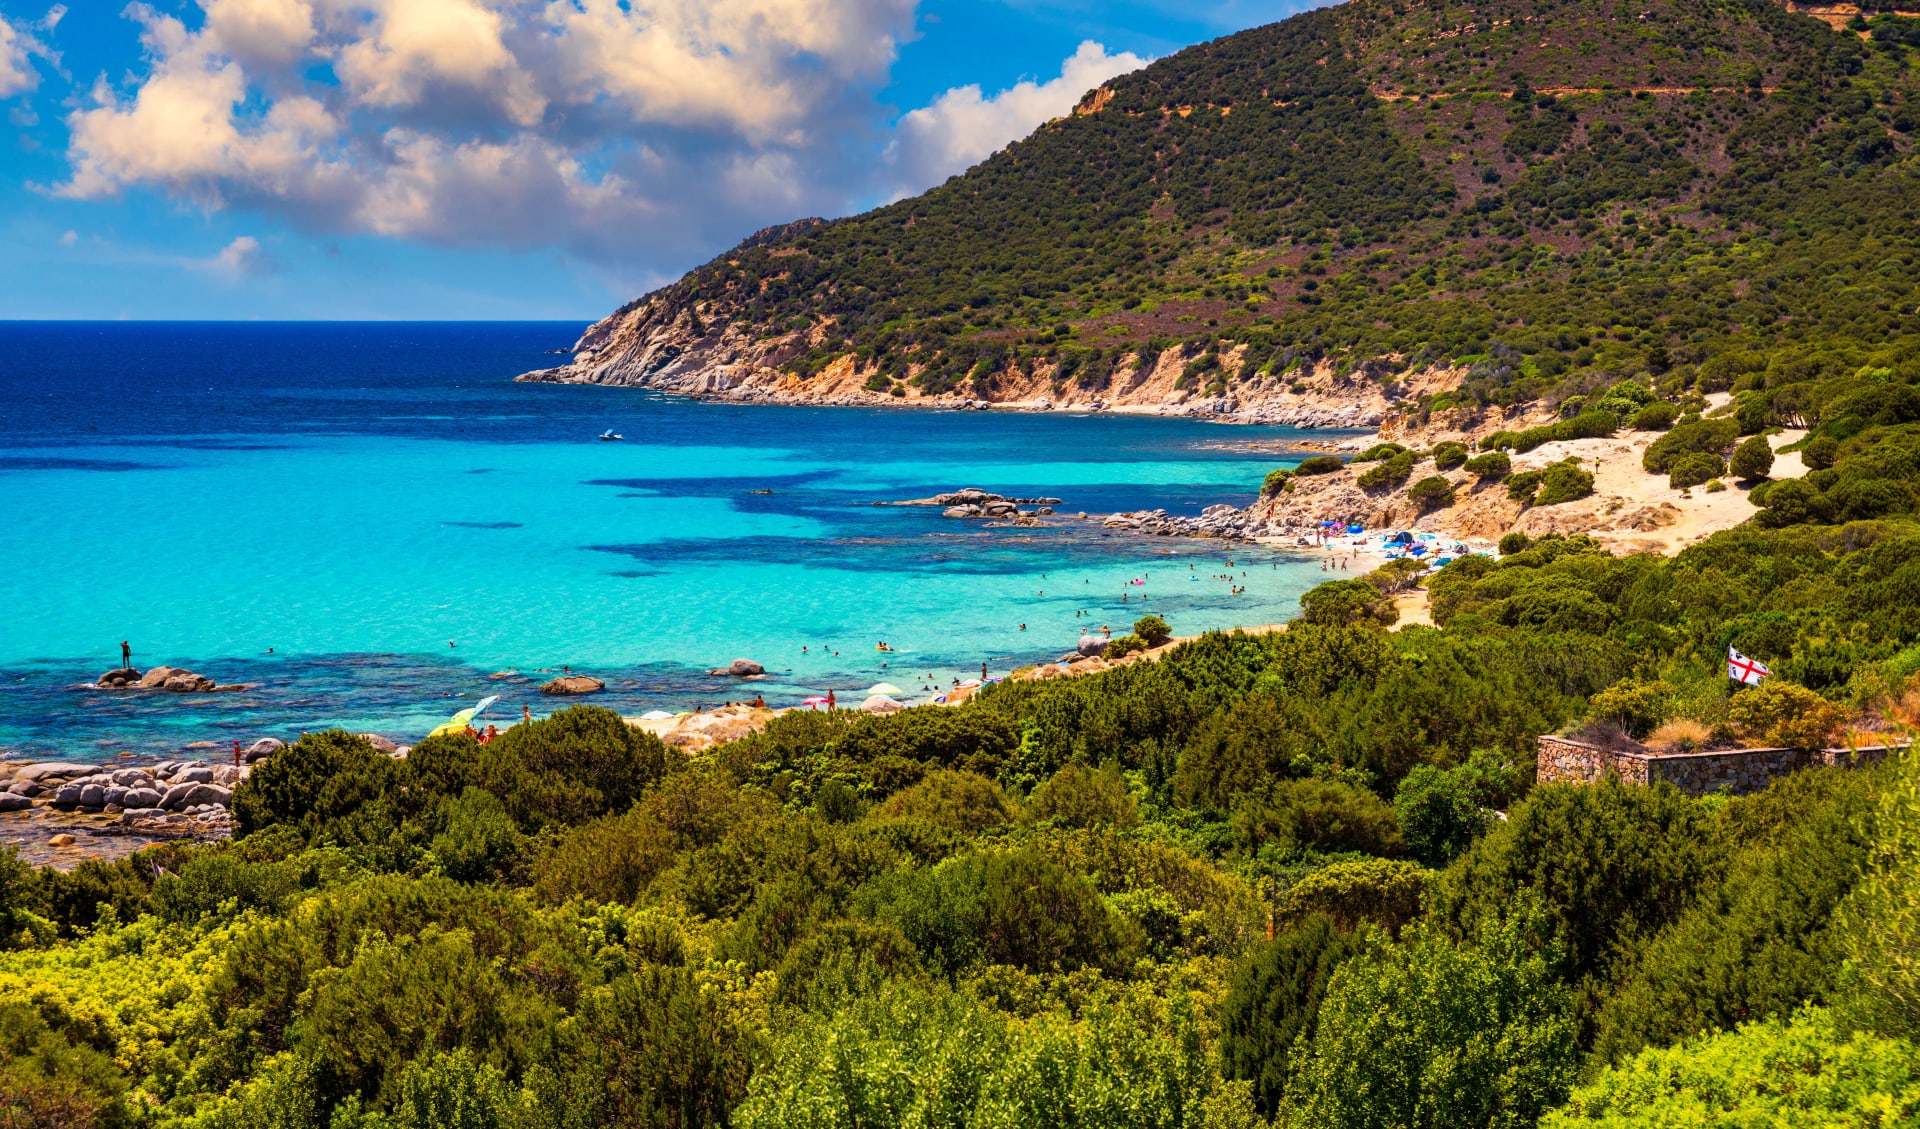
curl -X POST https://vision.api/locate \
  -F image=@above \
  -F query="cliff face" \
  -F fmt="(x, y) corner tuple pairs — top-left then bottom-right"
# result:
(521, 299), (1461, 426)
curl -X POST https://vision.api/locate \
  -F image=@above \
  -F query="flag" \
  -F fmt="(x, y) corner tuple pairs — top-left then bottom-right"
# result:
(1728, 647), (1772, 686)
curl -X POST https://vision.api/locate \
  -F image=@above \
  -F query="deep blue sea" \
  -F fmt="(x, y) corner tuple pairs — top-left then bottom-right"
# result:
(0, 322), (1339, 759)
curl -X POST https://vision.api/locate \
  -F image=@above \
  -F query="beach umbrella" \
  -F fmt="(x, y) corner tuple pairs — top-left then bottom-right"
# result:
(802, 695), (830, 710)
(866, 682), (904, 696)
(861, 695), (905, 714)
(429, 707), (479, 738)
(640, 710), (676, 721)
(473, 694), (501, 717)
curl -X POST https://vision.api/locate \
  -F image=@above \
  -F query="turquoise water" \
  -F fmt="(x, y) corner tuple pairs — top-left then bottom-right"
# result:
(0, 323), (1339, 757)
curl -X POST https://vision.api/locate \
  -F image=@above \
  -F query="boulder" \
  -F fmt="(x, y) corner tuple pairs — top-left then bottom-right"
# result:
(136, 666), (179, 688)
(244, 738), (284, 763)
(943, 505), (982, 518)
(104, 786), (129, 807)
(180, 784), (232, 808)
(721, 659), (764, 677)
(122, 787), (163, 808)
(0, 793), (29, 812)
(171, 765), (214, 785)
(359, 733), (399, 754)
(5, 780), (39, 796)
(13, 762), (103, 783)
(162, 672), (216, 693)
(211, 764), (245, 786)
(541, 675), (605, 695)
(97, 667), (140, 688)
(120, 807), (162, 825)
(159, 781), (233, 811)
(1076, 635), (1109, 658)
(77, 784), (107, 809)
(109, 767), (153, 787)
(51, 783), (84, 809)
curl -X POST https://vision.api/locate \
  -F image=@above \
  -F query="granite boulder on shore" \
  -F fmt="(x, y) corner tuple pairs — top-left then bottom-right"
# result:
(542, 675), (605, 695)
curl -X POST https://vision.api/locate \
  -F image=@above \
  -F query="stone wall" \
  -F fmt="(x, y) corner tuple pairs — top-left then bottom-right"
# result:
(1537, 735), (1903, 796)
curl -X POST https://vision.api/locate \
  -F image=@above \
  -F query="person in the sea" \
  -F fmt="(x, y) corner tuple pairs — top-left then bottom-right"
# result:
(120, 640), (131, 669)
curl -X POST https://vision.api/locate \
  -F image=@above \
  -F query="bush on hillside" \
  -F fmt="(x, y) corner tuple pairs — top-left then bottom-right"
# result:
(1669, 450), (1726, 489)
(1432, 442), (1469, 470)
(1730, 434), (1775, 482)
(1727, 682), (1846, 750)
(1408, 475), (1455, 511)
(1465, 451), (1512, 479)
(1295, 455), (1346, 476)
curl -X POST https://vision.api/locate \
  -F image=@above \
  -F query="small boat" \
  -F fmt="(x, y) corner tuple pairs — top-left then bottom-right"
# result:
(598, 429), (624, 441)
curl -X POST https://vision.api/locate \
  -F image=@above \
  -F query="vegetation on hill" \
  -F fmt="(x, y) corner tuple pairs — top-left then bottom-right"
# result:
(611, 0), (1920, 418)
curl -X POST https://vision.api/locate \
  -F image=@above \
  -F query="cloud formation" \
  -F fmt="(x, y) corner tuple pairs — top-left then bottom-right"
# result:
(888, 40), (1148, 195)
(0, 11), (52, 98)
(46, 2), (1149, 270)
(209, 233), (274, 275)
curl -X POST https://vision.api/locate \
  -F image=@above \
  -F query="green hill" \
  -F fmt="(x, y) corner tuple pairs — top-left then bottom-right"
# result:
(591, 0), (1918, 413)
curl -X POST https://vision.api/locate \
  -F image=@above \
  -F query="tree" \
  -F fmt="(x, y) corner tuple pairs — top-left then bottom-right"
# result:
(1030, 762), (1139, 828)
(1729, 434), (1775, 482)
(1221, 914), (1365, 1117)
(1668, 450), (1726, 489)
(1134, 614), (1173, 646)
(1286, 918), (1578, 1129)
(234, 730), (397, 838)
(1394, 751), (1520, 867)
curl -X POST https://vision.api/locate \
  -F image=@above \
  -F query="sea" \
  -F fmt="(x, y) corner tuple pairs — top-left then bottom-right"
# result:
(0, 322), (1343, 760)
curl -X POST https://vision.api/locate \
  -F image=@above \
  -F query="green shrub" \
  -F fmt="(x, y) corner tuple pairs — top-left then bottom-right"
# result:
(1587, 677), (1675, 739)
(1433, 441), (1469, 470)
(1298, 578), (1399, 627)
(1727, 682), (1845, 750)
(1295, 455), (1346, 476)
(1274, 857), (1427, 933)
(1729, 434), (1775, 482)
(1668, 450), (1725, 489)
(1546, 1009), (1920, 1128)
(1262, 468), (1294, 496)
(1221, 914), (1365, 1117)
(1103, 633), (1149, 658)
(1645, 416), (1740, 473)
(1357, 450), (1417, 489)
(480, 706), (669, 831)
(1465, 451), (1511, 479)
(1029, 762), (1139, 828)
(1232, 778), (1404, 856)
(1287, 918), (1578, 1129)
(1628, 400), (1679, 431)
(1408, 475), (1455, 511)
(431, 788), (522, 883)
(1497, 531), (1530, 555)
(234, 730), (397, 838)
(1803, 435), (1841, 470)
(1536, 461), (1596, 505)
(1134, 614), (1172, 645)
(1355, 442), (1409, 462)
(1839, 747), (1920, 1037)
(878, 770), (1016, 833)
(1394, 750), (1522, 867)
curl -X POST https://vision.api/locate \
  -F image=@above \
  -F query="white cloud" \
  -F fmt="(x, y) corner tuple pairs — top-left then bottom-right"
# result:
(49, 2), (1156, 270)
(0, 14), (47, 98)
(59, 229), (76, 246)
(209, 234), (274, 275)
(201, 0), (314, 68)
(888, 41), (1148, 194)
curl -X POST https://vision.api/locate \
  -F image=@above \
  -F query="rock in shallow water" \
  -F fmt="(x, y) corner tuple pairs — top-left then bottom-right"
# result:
(0, 793), (29, 812)
(541, 675), (605, 695)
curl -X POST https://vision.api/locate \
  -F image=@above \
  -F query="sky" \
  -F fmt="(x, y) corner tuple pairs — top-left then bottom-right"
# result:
(0, 0), (1330, 319)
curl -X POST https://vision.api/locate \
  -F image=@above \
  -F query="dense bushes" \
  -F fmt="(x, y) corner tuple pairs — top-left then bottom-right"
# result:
(1294, 455), (1346, 476)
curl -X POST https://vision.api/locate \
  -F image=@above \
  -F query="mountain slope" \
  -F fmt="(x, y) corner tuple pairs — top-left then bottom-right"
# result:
(524, 0), (1920, 427)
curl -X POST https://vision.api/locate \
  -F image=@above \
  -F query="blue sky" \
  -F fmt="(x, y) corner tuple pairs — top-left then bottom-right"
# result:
(0, 0), (1326, 319)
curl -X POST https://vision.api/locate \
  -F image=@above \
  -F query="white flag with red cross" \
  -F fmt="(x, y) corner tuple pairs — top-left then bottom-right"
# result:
(1728, 647), (1772, 686)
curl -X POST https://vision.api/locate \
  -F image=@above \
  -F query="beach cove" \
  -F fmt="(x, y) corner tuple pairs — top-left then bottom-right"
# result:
(0, 322), (1346, 760)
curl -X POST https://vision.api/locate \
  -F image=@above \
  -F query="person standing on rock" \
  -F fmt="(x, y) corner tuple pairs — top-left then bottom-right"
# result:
(121, 640), (131, 670)
(232, 739), (241, 767)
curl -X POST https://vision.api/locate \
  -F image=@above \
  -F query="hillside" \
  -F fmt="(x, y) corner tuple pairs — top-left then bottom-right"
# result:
(524, 0), (1920, 427)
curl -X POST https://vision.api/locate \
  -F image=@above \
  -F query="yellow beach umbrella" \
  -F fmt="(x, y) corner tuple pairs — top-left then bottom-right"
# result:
(428, 695), (501, 738)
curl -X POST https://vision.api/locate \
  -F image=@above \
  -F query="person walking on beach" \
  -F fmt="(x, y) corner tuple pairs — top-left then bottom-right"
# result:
(120, 640), (131, 670)
(826, 689), (837, 712)
(981, 662), (988, 681)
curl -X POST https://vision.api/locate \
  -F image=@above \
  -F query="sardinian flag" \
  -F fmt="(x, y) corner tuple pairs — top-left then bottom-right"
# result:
(1728, 647), (1772, 686)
